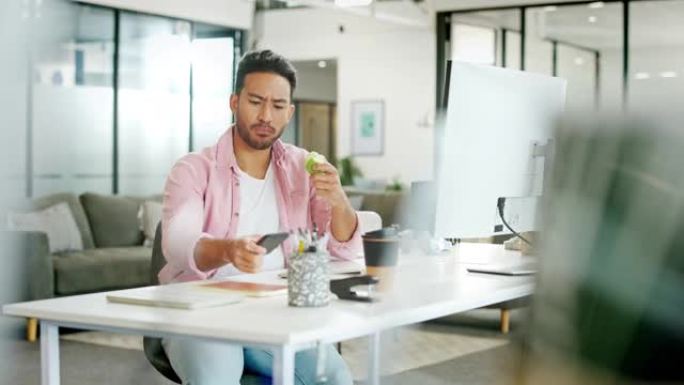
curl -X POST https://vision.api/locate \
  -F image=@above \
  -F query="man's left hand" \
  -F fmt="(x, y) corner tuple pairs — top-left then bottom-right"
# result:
(310, 162), (349, 209)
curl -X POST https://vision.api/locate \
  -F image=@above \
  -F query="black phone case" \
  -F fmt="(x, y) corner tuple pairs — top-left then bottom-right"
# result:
(257, 232), (289, 254)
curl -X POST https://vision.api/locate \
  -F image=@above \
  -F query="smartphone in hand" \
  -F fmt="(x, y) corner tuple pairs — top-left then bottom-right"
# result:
(256, 232), (289, 254)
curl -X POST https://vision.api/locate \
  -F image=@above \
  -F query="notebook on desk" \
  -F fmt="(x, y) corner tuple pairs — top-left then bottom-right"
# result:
(201, 280), (288, 297)
(107, 286), (244, 310)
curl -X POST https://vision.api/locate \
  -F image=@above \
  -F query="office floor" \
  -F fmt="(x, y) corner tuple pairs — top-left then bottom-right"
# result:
(4, 309), (523, 385)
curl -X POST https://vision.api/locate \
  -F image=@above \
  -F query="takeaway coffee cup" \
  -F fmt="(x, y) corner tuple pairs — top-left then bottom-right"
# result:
(362, 227), (400, 290)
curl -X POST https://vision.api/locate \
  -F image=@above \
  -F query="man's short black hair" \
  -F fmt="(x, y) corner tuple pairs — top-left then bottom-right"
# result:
(234, 50), (297, 98)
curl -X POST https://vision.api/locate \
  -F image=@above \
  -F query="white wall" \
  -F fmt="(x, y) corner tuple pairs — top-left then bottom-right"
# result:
(76, 0), (254, 29)
(293, 63), (337, 103)
(254, 7), (436, 184)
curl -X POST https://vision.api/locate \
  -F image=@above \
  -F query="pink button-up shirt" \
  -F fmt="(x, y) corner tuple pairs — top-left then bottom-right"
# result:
(159, 127), (362, 284)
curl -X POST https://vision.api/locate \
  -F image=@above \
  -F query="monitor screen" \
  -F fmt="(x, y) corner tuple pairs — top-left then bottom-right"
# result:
(434, 61), (566, 239)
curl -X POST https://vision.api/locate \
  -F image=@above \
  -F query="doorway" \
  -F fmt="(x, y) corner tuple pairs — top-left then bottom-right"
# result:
(282, 59), (337, 163)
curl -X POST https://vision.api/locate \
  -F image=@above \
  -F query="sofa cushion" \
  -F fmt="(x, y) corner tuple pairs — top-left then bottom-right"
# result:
(7, 202), (83, 253)
(80, 193), (145, 247)
(32, 193), (95, 249)
(53, 247), (151, 295)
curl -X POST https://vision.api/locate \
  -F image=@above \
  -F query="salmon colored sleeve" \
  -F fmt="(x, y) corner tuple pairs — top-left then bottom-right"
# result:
(161, 154), (217, 281)
(310, 192), (363, 261)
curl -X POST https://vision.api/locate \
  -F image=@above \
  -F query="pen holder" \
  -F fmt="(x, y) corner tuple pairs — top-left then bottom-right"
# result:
(288, 251), (330, 307)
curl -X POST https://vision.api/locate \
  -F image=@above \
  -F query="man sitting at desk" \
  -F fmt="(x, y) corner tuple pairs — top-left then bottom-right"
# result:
(159, 49), (361, 385)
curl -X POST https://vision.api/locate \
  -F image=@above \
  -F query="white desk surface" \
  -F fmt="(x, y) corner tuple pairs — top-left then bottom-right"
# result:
(3, 243), (534, 349)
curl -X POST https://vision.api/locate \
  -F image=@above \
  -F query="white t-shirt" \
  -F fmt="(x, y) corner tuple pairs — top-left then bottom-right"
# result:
(214, 164), (283, 278)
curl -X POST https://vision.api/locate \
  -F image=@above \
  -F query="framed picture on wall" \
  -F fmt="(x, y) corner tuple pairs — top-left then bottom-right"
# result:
(351, 100), (384, 156)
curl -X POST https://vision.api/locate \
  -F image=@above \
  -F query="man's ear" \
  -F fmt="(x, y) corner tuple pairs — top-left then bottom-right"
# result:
(287, 103), (295, 122)
(229, 93), (239, 113)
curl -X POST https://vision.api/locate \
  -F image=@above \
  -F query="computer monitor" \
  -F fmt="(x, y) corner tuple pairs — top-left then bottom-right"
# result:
(433, 61), (566, 239)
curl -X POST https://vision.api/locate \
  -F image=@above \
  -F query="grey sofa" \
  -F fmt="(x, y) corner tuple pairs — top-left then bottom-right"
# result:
(9, 192), (160, 340)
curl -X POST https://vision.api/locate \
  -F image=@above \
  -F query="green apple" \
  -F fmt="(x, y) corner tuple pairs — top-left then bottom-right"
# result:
(305, 151), (326, 174)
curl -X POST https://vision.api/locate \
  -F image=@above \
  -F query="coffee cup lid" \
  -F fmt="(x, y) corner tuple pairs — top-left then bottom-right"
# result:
(363, 227), (399, 239)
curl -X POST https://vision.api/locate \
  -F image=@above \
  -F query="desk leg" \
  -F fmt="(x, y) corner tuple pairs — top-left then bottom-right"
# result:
(27, 318), (38, 342)
(368, 332), (380, 385)
(500, 309), (510, 334)
(40, 321), (60, 385)
(272, 345), (295, 385)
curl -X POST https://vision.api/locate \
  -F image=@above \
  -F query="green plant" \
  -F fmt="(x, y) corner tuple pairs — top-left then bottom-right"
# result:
(338, 156), (362, 186)
(386, 176), (405, 192)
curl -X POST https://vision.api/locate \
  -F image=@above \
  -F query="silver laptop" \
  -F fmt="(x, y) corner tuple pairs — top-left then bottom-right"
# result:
(467, 262), (537, 276)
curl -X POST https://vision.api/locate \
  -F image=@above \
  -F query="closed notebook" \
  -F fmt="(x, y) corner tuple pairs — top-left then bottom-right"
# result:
(107, 286), (244, 310)
(201, 280), (287, 297)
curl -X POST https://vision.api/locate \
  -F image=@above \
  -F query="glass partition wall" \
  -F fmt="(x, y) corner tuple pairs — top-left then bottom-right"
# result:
(118, 14), (192, 195)
(450, 9), (521, 69)
(629, 0), (684, 113)
(527, 3), (624, 111)
(440, 2), (625, 114)
(191, 24), (237, 152)
(32, 3), (115, 196)
(440, 1), (684, 112)
(24, 0), (242, 197)
(435, 0), (679, 203)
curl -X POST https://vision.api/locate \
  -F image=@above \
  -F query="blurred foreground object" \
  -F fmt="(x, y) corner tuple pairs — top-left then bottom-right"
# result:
(517, 114), (684, 384)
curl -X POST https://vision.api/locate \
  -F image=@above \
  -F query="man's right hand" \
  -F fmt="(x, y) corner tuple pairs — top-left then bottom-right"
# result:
(194, 236), (266, 273)
(224, 236), (267, 273)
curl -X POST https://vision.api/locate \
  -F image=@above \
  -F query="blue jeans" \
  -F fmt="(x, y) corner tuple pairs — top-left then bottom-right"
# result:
(163, 337), (354, 385)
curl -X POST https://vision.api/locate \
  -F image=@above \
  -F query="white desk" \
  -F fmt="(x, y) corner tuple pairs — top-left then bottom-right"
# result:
(3, 243), (534, 385)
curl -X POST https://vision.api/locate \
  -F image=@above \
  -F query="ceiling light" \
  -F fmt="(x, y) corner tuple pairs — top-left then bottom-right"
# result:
(544, 6), (558, 12)
(574, 57), (585, 65)
(588, 2), (605, 9)
(660, 71), (678, 78)
(318, 60), (327, 69)
(588, 15), (598, 23)
(634, 72), (651, 80)
(334, 0), (372, 7)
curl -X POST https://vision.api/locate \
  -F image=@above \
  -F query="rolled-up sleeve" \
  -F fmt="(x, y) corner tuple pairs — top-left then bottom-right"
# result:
(311, 194), (362, 261)
(161, 155), (217, 281)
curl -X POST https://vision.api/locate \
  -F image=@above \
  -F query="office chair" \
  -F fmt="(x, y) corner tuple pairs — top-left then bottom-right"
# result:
(143, 223), (266, 385)
(357, 210), (382, 234)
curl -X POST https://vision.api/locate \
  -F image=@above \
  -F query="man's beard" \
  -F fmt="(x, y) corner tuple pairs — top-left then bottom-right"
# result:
(234, 116), (284, 151)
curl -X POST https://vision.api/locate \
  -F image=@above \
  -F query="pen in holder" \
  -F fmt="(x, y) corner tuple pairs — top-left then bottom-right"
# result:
(288, 230), (330, 307)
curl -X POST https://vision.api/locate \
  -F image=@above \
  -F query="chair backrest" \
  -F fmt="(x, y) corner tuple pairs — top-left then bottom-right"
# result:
(144, 222), (182, 384)
(150, 223), (165, 285)
(357, 210), (382, 234)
